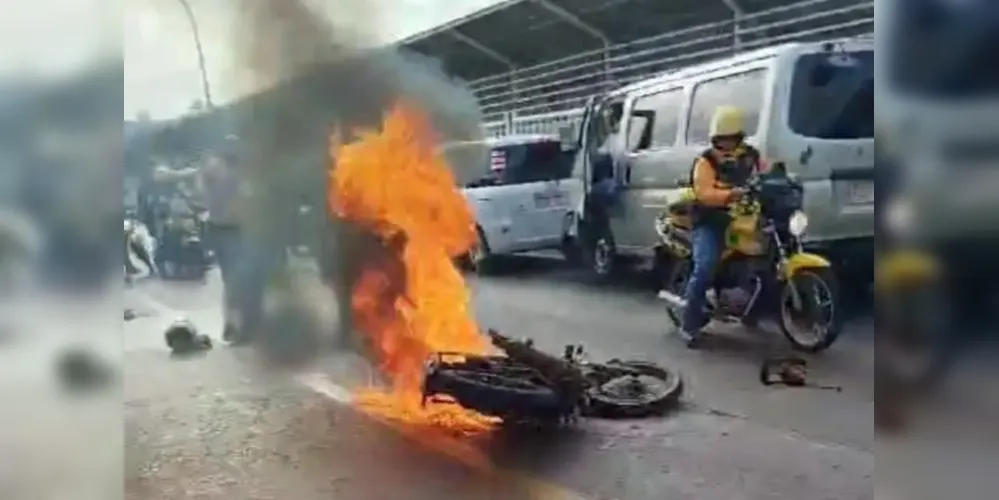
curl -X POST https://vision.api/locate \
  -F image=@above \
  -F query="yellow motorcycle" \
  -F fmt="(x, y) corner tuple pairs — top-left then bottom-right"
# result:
(654, 165), (842, 352)
(877, 194), (950, 387)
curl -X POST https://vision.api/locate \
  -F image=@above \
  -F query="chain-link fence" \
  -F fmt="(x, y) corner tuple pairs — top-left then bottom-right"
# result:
(478, 0), (872, 137)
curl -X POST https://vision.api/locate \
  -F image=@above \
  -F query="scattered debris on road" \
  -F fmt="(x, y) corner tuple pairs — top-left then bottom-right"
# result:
(759, 357), (842, 391)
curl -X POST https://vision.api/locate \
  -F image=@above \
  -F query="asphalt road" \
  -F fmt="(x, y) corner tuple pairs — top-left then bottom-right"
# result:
(112, 256), (875, 500)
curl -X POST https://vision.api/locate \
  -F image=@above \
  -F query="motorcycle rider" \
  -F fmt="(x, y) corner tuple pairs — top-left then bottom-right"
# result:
(679, 106), (768, 347)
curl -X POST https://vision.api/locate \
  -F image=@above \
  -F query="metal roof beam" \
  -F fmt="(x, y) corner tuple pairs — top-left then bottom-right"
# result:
(532, 0), (611, 46)
(447, 30), (517, 70)
(720, 0), (744, 15)
(720, 0), (745, 49)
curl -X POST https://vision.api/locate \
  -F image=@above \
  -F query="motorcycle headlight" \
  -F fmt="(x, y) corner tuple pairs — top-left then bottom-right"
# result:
(886, 197), (914, 235)
(788, 210), (809, 236)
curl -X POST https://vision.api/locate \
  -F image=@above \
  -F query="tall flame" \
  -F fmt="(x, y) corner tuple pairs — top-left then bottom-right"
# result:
(328, 102), (497, 433)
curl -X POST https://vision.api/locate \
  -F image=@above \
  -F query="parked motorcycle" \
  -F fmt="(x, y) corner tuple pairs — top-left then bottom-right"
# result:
(654, 164), (843, 352)
(158, 209), (208, 281)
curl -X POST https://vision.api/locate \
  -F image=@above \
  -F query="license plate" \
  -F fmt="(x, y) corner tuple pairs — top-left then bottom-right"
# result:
(847, 181), (874, 205)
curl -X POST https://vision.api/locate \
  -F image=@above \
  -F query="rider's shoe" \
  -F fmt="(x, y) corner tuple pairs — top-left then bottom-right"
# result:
(677, 328), (702, 349)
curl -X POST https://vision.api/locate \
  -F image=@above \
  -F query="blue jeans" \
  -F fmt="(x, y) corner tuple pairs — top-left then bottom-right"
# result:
(682, 225), (724, 333)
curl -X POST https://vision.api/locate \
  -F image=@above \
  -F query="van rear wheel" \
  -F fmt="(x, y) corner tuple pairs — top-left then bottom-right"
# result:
(465, 227), (494, 275)
(586, 225), (617, 279)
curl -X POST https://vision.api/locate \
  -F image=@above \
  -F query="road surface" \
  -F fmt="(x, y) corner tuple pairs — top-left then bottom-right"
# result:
(0, 256), (877, 499)
(115, 257), (874, 500)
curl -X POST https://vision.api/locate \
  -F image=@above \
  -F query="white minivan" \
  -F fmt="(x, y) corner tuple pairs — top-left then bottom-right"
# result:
(565, 37), (874, 278)
(446, 135), (583, 272)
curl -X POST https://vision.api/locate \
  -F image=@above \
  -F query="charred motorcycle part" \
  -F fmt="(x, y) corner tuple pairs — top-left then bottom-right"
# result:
(584, 360), (683, 418)
(164, 319), (213, 356)
(759, 357), (841, 391)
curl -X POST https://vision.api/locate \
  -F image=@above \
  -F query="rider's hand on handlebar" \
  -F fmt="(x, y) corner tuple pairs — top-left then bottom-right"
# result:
(727, 187), (748, 202)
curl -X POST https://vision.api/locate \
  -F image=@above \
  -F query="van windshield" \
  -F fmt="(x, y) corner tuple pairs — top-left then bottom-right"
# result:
(788, 50), (873, 140)
(887, 0), (999, 98)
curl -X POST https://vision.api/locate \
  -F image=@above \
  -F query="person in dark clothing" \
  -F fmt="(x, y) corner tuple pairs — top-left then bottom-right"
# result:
(154, 135), (271, 343)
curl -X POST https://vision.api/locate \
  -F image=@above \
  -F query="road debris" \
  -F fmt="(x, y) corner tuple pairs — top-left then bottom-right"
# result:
(56, 348), (115, 393)
(164, 318), (212, 356)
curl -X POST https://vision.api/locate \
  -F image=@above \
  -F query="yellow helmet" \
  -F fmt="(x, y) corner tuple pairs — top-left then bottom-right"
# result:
(708, 106), (746, 138)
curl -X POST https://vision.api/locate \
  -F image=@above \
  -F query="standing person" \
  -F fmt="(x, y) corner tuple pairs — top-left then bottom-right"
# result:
(200, 136), (260, 344)
(153, 135), (263, 344)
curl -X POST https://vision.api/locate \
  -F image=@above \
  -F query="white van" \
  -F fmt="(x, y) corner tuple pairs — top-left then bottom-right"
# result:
(876, 0), (999, 316)
(446, 135), (583, 272)
(877, 0), (999, 239)
(566, 38), (874, 278)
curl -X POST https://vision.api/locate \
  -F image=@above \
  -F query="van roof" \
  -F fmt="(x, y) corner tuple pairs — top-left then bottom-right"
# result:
(612, 37), (872, 96)
(443, 134), (559, 149)
(611, 43), (800, 96)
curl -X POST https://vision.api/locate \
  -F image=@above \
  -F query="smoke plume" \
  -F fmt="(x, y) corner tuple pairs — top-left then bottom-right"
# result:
(227, 0), (487, 359)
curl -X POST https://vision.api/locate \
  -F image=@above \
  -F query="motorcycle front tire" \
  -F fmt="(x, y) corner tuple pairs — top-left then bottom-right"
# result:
(778, 267), (843, 353)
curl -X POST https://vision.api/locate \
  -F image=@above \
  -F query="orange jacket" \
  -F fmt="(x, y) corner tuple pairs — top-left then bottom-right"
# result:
(692, 147), (767, 207)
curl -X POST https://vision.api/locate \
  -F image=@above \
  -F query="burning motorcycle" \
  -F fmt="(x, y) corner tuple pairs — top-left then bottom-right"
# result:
(654, 164), (842, 352)
(422, 329), (683, 426)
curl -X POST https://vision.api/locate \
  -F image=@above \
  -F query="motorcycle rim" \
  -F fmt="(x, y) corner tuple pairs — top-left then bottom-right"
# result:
(779, 269), (838, 351)
(878, 284), (951, 387)
(586, 361), (683, 417)
(663, 260), (691, 327)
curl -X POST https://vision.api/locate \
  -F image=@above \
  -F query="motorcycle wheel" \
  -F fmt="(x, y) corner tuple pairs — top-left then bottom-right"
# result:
(661, 259), (692, 328)
(586, 360), (683, 418)
(778, 268), (843, 352)
(877, 282), (952, 389)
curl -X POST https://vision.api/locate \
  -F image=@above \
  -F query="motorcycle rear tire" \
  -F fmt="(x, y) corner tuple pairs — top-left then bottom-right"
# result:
(661, 259), (692, 328)
(586, 360), (683, 418)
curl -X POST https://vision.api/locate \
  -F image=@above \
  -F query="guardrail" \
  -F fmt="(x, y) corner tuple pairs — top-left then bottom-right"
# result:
(478, 0), (873, 137)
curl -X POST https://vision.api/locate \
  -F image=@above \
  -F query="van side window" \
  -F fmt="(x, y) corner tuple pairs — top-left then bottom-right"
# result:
(686, 69), (766, 144)
(498, 141), (568, 184)
(627, 88), (684, 152)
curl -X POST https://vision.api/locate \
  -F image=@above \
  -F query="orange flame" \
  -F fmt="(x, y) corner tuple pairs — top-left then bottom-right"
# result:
(328, 102), (498, 434)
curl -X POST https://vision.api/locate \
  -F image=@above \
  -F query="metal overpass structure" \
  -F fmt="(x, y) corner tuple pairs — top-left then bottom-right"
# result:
(395, 0), (873, 136)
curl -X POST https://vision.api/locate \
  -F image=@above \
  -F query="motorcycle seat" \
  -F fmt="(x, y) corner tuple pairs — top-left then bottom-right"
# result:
(668, 225), (691, 243)
(667, 198), (693, 217)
